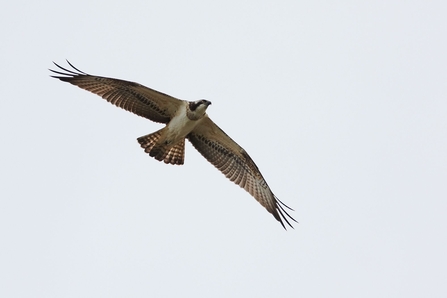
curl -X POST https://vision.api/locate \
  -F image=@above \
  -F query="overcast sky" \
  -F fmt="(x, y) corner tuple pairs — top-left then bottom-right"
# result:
(1, 1), (446, 297)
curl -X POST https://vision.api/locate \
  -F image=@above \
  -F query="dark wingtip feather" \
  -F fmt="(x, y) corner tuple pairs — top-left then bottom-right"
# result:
(66, 59), (88, 75)
(49, 60), (90, 79)
(273, 196), (298, 230)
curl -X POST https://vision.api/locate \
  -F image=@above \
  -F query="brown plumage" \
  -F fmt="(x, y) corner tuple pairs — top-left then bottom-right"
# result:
(50, 61), (297, 229)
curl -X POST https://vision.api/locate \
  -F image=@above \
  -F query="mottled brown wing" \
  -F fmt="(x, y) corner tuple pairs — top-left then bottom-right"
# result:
(187, 116), (296, 229)
(50, 61), (182, 123)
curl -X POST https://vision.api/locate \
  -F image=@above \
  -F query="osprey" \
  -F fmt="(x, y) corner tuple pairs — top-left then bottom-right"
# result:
(50, 61), (296, 229)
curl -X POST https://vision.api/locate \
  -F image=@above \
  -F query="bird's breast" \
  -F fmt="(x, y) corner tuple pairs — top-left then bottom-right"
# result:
(165, 106), (201, 142)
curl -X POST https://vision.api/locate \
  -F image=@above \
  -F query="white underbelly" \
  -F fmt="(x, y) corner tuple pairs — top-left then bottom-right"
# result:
(165, 108), (199, 143)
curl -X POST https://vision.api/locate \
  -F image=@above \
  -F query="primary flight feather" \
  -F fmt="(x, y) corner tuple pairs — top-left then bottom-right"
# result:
(50, 61), (296, 229)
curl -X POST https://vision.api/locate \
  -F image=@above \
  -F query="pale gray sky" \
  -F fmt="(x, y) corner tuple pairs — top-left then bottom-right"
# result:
(1, 1), (446, 297)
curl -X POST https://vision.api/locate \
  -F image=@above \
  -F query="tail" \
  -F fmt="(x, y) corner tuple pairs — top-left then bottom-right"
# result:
(137, 129), (185, 165)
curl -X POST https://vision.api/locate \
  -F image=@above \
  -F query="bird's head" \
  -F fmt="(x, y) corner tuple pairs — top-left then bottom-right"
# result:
(188, 99), (212, 120)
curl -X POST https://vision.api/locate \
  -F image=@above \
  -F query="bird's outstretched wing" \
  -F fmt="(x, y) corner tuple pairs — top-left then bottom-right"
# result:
(50, 61), (183, 123)
(188, 116), (296, 229)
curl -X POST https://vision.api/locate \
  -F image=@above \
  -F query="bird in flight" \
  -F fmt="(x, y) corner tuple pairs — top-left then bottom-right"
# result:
(50, 61), (296, 229)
